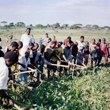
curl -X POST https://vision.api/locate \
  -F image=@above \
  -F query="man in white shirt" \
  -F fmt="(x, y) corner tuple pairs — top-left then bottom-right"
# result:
(20, 28), (32, 56)
(0, 51), (18, 106)
(76, 36), (85, 65)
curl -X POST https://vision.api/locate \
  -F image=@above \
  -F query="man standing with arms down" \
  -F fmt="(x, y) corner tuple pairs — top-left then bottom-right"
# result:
(77, 36), (85, 65)
(42, 33), (51, 46)
(20, 28), (33, 56)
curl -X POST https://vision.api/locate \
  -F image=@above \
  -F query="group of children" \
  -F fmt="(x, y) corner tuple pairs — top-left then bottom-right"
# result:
(0, 28), (110, 106)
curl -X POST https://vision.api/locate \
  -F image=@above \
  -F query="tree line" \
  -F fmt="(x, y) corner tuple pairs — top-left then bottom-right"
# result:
(0, 21), (110, 30)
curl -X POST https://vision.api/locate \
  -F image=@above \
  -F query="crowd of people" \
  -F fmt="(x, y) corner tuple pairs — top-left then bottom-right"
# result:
(0, 28), (110, 106)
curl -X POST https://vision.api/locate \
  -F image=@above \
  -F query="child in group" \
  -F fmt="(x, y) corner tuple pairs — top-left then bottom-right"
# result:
(107, 43), (110, 63)
(97, 39), (101, 64)
(37, 45), (45, 72)
(17, 51), (30, 85)
(59, 43), (71, 76)
(84, 41), (89, 65)
(97, 39), (101, 48)
(90, 39), (97, 67)
(77, 36), (85, 65)
(44, 41), (57, 79)
(11, 41), (23, 72)
(72, 42), (78, 64)
(33, 43), (39, 51)
(0, 38), (2, 50)
(0, 51), (18, 106)
(51, 36), (57, 43)
(27, 43), (34, 63)
(5, 41), (18, 53)
(98, 38), (108, 64)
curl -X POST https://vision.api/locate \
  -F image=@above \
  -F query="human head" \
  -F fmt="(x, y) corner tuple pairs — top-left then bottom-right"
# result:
(85, 41), (89, 46)
(10, 35), (13, 38)
(28, 43), (34, 50)
(4, 51), (18, 67)
(57, 41), (63, 48)
(45, 33), (48, 38)
(33, 43), (39, 50)
(98, 39), (101, 44)
(92, 39), (95, 44)
(67, 37), (71, 43)
(50, 41), (56, 48)
(0, 50), (4, 57)
(39, 45), (45, 53)
(25, 51), (30, 58)
(26, 28), (31, 35)
(102, 38), (106, 43)
(9, 41), (18, 51)
(53, 36), (56, 40)
(80, 36), (84, 42)
(0, 38), (1, 41)
(18, 41), (23, 50)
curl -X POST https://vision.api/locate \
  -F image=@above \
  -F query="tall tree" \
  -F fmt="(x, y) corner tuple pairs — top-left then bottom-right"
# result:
(1, 21), (7, 26)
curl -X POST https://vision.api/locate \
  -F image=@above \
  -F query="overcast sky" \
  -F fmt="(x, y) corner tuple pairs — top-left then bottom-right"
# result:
(0, 0), (109, 26)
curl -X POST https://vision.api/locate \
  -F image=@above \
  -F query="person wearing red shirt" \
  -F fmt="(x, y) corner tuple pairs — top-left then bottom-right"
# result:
(51, 36), (57, 43)
(98, 38), (108, 65)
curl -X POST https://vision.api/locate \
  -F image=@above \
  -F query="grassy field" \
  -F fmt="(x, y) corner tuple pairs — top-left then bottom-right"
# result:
(0, 28), (110, 47)
(0, 28), (110, 110)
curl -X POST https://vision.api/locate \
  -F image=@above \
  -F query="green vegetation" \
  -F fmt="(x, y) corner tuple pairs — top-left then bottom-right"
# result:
(0, 28), (110, 109)
(0, 65), (109, 109)
(0, 28), (110, 47)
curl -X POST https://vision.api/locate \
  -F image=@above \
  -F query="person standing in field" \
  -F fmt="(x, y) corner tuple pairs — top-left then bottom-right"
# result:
(72, 42), (78, 64)
(44, 41), (57, 79)
(10, 35), (13, 42)
(84, 41), (89, 65)
(76, 36), (85, 65)
(63, 37), (74, 53)
(42, 33), (51, 46)
(59, 42), (72, 76)
(51, 36), (57, 43)
(98, 38), (108, 65)
(90, 39), (97, 67)
(20, 28), (33, 56)
(96, 39), (101, 65)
